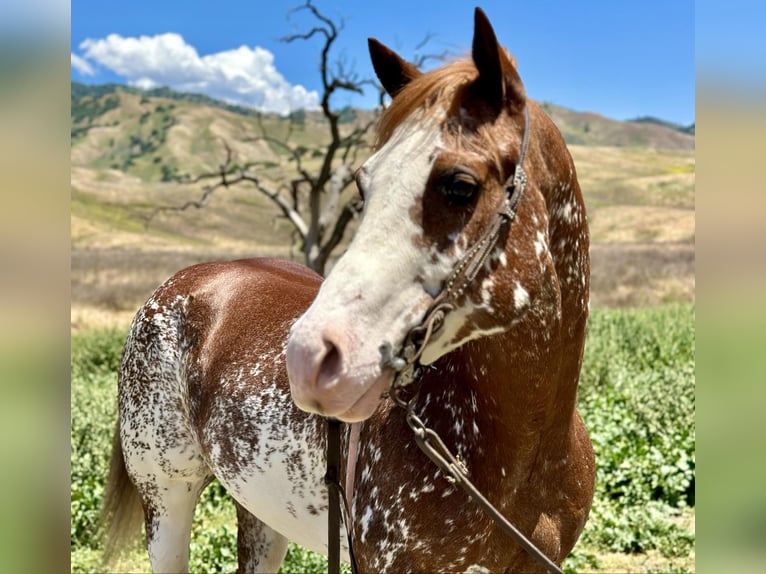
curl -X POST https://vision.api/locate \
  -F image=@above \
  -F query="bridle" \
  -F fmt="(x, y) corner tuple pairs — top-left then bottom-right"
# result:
(383, 104), (532, 375)
(325, 106), (565, 574)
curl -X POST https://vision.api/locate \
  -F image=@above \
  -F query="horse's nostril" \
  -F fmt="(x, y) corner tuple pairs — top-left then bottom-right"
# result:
(317, 340), (343, 388)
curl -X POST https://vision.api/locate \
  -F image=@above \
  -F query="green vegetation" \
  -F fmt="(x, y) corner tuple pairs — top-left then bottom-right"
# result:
(71, 304), (694, 573)
(72, 93), (120, 125)
(87, 101), (179, 176)
(568, 304), (695, 572)
(70, 189), (148, 235)
(71, 93), (121, 142)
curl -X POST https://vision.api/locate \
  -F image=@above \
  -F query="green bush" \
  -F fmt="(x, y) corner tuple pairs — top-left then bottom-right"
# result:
(70, 329), (126, 380)
(71, 304), (694, 571)
(71, 330), (125, 551)
(576, 304), (695, 555)
(188, 522), (238, 573)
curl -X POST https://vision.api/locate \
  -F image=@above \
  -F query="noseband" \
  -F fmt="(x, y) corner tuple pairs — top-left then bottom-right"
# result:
(325, 105), (564, 574)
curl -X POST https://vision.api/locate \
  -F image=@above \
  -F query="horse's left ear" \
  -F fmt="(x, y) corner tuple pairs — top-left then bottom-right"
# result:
(368, 38), (423, 98)
(472, 7), (526, 111)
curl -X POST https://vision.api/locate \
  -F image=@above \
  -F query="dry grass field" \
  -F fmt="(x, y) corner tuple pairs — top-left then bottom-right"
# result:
(570, 145), (695, 308)
(71, 86), (694, 331)
(71, 143), (695, 332)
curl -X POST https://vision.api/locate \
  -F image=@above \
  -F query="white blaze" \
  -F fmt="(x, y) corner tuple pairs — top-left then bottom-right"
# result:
(288, 113), (446, 402)
(313, 112), (443, 321)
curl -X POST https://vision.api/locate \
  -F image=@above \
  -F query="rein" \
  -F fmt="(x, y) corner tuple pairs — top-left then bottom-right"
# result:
(325, 105), (563, 574)
(325, 418), (359, 574)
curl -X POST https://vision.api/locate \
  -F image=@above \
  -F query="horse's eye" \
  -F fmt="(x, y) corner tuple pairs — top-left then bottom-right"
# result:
(442, 173), (479, 205)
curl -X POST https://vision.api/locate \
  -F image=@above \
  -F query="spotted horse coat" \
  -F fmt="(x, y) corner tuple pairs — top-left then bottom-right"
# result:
(102, 8), (595, 574)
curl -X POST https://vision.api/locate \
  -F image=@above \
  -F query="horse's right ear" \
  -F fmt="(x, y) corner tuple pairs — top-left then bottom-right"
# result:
(368, 38), (422, 97)
(472, 7), (526, 112)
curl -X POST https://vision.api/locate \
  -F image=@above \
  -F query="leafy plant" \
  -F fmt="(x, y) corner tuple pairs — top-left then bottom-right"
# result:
(576, 304), (695, 557)
(71, 305), (695, 571)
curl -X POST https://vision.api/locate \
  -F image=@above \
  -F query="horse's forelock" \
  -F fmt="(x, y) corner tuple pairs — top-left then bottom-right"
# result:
(375, 59), (478, 147)
(376, 58), (529, 185)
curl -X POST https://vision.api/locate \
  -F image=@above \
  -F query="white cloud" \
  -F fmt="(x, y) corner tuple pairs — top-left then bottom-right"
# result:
(75, 33), (320, 115)
(70, 53), (95, 76)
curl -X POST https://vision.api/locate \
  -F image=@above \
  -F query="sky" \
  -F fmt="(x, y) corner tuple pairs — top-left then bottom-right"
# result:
(70, 0), (697, 125)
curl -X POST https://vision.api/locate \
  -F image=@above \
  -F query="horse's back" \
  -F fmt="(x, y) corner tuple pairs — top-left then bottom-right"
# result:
(140, 258), (336, 554)
(136, 257), (320, 364)
(171, 257), (320, 352)
(115, 258), (325, 571)
(156, 257), (320, 323)
(127, 256), (322, 423)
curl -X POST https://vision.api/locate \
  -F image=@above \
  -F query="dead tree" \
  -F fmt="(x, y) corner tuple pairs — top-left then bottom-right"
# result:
(151, 1), (445, 275)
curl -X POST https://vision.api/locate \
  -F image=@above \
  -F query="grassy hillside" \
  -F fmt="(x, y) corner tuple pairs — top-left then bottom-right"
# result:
(70, 83), (695, 330)
(541, 103), (694, 149)
(71, 83), (376, 183)
(71, 83), (693, 182)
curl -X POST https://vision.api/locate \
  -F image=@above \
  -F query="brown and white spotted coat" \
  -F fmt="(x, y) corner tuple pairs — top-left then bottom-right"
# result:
(105, 8), (594, 574)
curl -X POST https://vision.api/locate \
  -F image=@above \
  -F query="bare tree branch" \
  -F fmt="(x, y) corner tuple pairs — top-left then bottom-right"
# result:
(154, 173), (310, 239)
(147, 2), (441, 275)
(145, 142), (310, 238)
(243, 133), (314, 185)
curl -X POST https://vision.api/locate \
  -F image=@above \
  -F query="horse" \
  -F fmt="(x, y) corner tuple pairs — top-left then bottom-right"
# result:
(101, 8), (595, 573)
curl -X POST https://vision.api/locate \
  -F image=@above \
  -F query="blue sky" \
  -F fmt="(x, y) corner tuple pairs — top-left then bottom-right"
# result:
(71, 0), (696, 125)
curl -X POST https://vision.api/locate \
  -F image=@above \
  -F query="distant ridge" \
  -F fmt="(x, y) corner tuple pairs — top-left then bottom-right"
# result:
(72, 82), (271, 119)
(539, 103), (694, 150)
(629, 115), (695, 136)
(72, 82), (695, 138)
(70, 82), (695, 184)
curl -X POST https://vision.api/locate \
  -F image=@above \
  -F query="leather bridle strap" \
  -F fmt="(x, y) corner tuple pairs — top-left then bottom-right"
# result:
(437, 105), (531, 305)
(437, 107), (529, 301)
(390, 105), (531, 372)
(324, 418), (359, 574)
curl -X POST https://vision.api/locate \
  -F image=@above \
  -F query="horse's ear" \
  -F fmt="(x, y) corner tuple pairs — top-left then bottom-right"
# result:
(472, 7), (526, 111)
(368, 38), (422, 98)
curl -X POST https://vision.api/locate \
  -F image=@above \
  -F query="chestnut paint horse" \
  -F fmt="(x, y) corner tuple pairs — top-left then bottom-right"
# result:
(102, 8), (594, 574)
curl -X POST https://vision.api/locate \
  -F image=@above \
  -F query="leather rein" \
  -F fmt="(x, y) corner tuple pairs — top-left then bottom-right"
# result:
(325, 106), (564, 574)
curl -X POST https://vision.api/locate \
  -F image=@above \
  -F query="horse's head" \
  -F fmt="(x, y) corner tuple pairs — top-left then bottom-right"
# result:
(287, 8), (571, 422)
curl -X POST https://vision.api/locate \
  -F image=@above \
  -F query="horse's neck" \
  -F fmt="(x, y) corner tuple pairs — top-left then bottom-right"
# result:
(415, 324), (576, 483)
(531, 107), (590, 315)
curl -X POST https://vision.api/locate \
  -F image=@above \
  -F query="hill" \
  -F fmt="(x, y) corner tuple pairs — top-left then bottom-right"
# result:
(71, 83), (693, 183)
(70, 82), (695, 330)
(540, 103), (694, 149)
(629, 115), (695, 136)
(71, 82), (376, 182)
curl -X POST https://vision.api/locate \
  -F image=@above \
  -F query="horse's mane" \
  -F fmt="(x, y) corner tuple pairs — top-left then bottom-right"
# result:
(376, 59), (478, 147)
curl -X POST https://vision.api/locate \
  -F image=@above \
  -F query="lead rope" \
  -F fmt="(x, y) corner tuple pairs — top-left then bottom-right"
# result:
(325, 418), (359, 574)
(325, 419), (341, 574)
